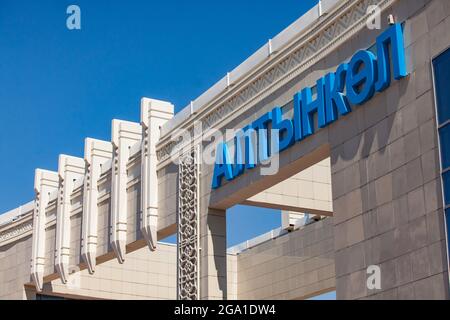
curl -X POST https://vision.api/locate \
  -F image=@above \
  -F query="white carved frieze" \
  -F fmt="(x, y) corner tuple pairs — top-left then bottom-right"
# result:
(0, 202), (34, 246)
(0, 219), (33, 244)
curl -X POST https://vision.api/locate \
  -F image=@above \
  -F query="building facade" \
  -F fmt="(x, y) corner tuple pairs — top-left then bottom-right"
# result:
(1, 0), (450, 300)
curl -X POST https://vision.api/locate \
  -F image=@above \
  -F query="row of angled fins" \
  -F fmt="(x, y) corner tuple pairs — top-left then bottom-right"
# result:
(31, 98), (174, 292)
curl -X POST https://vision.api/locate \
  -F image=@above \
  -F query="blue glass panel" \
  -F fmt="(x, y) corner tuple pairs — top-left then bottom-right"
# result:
(433, 49), (450, 125)
(439, 124), (450, 170)
(445, 209), (450, 261)
(443, 170), (450, 206)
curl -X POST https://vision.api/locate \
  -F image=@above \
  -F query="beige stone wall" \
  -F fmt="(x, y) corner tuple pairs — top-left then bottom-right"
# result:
(97, 199), (111, 256)
(1, 227), (335, 300)
(157, 163), (178, 237)
(227, 254), (238, 300)
(44, 224), (56, 276)
(127, 183), (140, 243)
(236, 218), (335, 300)
(69, 212), (82, 267)
(246, 158), (332, 215)
(331, 0), (450, 300)
(40, 244), (177, 300)
(0, 235), (32, 299)
(0, 226), (177, 300)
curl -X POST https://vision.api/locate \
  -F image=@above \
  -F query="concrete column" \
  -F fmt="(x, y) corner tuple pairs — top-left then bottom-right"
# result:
(140, 98), (174, 252)
(31, 169), (59, 292)
(199, 208), (227, 300)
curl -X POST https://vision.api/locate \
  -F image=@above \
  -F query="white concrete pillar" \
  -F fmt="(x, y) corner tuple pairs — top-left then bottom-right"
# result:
(140, 98), (174, 251)
(110, 119), (141, 264)
(81, 138), (112, 274)
(199, 208), (227, 300)
(55, 155), (85, 283)
(31, 169), (59, 292)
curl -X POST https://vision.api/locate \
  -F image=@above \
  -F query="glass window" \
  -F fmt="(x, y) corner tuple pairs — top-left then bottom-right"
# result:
(433, 48), (450, 275)
(433, 49), (450, 125)
(446, 208), (450, 228)
(439, 124), (450, 170)
(443, 170), (450, 206)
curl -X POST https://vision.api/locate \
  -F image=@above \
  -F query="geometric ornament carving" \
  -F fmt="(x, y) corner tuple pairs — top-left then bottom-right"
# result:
(0, 220), (32, 243)
(177, 147), (200, 300)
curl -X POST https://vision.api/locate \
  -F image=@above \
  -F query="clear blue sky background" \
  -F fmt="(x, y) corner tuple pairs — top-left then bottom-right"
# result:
(0, 0), (320, 247)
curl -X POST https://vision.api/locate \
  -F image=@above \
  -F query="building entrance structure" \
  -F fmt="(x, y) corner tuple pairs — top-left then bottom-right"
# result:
(1, 0), (450, 300)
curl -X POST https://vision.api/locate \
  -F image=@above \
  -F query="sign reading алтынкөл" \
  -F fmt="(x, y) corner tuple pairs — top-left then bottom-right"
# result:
(212, 23), (408, 189)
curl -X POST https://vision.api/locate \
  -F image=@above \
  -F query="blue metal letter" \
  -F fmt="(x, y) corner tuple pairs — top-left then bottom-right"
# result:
(293, 91), (304, 142)
(232, 132), (245, 177)
(243, 125), (256, 170)
(252, 112), (272, 163)
(272, 107), (294, 152)
(211, 142), (234, 189)
(346, 50), (377, 105)
(301, 77), (326, 137)
(375, 23), (408, 92)
(325, 64), (351, 124)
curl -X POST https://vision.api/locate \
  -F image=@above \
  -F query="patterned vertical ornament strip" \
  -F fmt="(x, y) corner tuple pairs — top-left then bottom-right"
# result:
(177, 147), (200, 300)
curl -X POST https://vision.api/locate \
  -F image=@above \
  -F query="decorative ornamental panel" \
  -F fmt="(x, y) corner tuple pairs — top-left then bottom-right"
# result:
(177, 147), (200, 300)
(0, 220), (33, 243)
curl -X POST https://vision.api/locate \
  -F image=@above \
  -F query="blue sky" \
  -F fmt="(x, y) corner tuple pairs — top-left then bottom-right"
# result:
(308, 291), (337, 300)
(0, 0), (319, 246)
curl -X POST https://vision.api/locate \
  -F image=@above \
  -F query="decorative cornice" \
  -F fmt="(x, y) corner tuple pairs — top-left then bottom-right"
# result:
(0, 214), (33, 246)
(155, 0), (395, 168)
